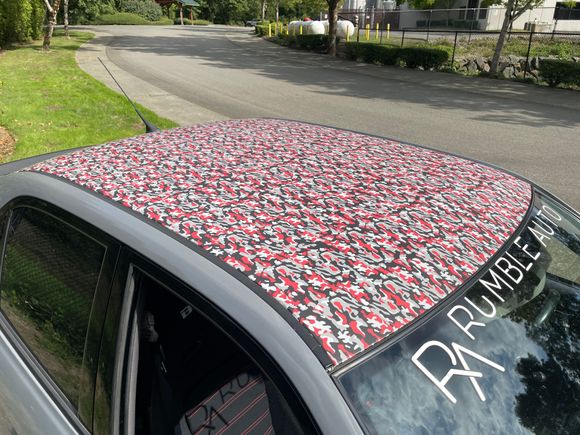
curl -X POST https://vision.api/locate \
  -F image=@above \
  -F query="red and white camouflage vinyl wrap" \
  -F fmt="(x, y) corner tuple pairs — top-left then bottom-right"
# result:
(25, 119), (532, 365)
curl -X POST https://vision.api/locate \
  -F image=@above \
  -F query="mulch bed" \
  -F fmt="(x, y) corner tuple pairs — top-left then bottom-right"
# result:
(0, 127), (15, 161)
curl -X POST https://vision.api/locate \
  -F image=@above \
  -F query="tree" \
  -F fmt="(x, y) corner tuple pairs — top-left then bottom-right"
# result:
(326, 0), (341, 56)
(261, 0), (267, 19)
(487, 0), (544, 74)
(407, 0), (436, 8)
(63, 0), (70, 37)
(42, 0), (62, 50)
(66, 0), (115, 24)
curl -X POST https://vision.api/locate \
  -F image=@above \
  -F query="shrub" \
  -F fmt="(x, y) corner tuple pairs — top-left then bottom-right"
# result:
(156, 17), (173, 25)
(118, 0), (163, 22)
(0, 0), (44, 47)
(399, 47), (449, 69)
(293, 35), (331, 51)
(255, 24), (269, 36)
(538, 59), (580, 87)
(94, 12), (156, 25)
(174, 18), (193, 25)
(377, 46), (401, 65)
(29, 0), (44, 40)
(345, 43), (449, 69)
(174, 18), (209, 25)
(344, 43), (383, 63)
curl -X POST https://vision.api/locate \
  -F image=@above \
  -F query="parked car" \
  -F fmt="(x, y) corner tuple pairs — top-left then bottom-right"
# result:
(0, 118), (578, 434)
(245, 19), (261, 27)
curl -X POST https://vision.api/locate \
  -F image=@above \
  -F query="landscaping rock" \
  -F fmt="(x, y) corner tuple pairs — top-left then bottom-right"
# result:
(502, 66), (515, 78)
(466, 60), (478, 73)
(475, 56), (486, 70)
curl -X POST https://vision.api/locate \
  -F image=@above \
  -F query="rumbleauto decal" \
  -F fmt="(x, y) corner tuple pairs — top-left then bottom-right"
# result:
(412, 204), (563, 404)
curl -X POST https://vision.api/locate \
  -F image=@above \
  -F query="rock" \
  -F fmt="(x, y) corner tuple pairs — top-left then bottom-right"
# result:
(572, 56), (580, 63)
(482, 62), (490, 73)
(475, 56), (486, 70)
(507, 55), (520, 65)
(502, 66), (515, 78)
(531, 56), (540, 69)
(467, 60), (478, 73)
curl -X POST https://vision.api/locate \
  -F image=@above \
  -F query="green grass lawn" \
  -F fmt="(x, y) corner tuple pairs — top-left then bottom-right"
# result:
(0, 31), (177, 162)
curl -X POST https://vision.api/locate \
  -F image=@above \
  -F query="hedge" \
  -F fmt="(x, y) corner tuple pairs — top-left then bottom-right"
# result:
(174, 18), (211, 25)
(538, 59), (580, 87)
(94, 13), (172, 25)
(120, 0), (163, 21)
(399, 47), (449, 69)
(255, 24), (270, 36)
(345, 43), (449, 69)
(0, 0), (44, 47)
(288, 35), (332, 51)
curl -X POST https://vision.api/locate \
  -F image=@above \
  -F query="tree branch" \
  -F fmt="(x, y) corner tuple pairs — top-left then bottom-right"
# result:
(43, 0), (54, 14)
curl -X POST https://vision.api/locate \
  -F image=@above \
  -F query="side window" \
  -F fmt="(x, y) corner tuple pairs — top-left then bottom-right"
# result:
(0, 206), (106, 407)
(128, 271), (306, 435)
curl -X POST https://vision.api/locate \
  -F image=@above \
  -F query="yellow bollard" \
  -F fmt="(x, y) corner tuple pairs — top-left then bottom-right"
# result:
(376, 23), (379, 40)
(300, 24), (303, 35)
(365, 24), (370, 41)
(387, 23), (390, 40)
(268, 23), (272, 37)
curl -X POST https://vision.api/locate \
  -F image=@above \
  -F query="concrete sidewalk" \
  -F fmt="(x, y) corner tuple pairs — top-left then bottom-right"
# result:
(76, 27), (226, 126)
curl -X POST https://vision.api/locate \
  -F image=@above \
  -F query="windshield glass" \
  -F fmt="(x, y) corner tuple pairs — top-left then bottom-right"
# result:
(337, 191), (580, 434)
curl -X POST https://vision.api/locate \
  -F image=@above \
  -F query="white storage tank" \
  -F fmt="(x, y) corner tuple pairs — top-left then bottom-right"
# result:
(306, 21), (325, 35)
(336, 20), (355, 38)
(288, 21), (300, 35)
(320, 20), (355, 38)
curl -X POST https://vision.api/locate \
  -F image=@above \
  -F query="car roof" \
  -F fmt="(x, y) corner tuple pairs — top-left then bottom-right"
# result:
(23, 119), (531, 366)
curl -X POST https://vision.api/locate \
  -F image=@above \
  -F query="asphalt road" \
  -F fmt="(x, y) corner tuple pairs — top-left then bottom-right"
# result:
(80, 25), (580, 209)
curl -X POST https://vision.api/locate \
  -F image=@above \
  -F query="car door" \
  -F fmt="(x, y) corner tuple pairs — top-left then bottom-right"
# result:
(0, 198), (120, 434)
(94, 250), (320, 435)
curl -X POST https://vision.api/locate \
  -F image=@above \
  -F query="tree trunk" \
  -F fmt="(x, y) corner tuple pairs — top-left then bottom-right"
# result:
(490, 0), (515, 75)
(63, 0), (69, 37)
(179, 4), (184, 25)
(327, 1), (339, 57)
(261, 0), (267, 21)
(190, 8), (193, 24)
(43, 0), (61, 51)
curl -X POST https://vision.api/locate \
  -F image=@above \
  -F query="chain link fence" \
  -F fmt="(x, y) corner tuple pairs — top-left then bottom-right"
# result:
(339, 6), (580, 32)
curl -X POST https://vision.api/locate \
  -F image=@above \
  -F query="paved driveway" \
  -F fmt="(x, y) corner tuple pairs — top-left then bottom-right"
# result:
(77, 25), (580, 209)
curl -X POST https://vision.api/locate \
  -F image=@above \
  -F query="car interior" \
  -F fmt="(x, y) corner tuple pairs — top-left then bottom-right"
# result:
(129, 272), (302, 435)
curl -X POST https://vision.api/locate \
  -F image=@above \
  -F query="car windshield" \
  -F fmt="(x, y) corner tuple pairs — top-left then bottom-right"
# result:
(336, 190), (580, 435)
